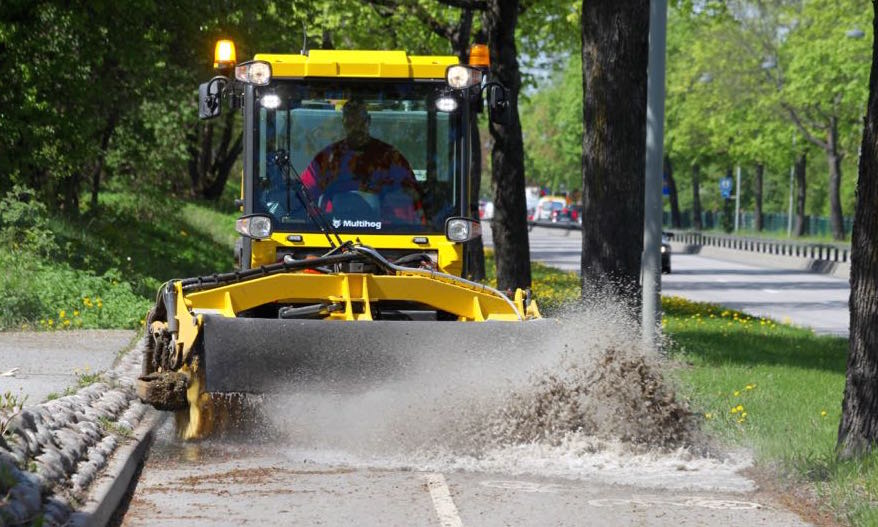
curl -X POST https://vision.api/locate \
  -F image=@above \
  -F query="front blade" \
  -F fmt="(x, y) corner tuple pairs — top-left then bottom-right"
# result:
(201, 315), (559, 393)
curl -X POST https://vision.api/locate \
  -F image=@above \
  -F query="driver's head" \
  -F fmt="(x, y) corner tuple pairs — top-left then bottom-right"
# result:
(342, 98), (371, 147)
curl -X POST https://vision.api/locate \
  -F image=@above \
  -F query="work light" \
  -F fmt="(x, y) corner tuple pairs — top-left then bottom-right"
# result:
(446, 65), (483, 90)
(445, 217), (482, 242)
(236, 215), (273, 239)
(235, 61), (272, 86)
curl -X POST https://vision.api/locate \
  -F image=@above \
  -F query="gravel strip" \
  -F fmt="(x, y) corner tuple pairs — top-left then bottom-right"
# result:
(1, 337), (150, 526)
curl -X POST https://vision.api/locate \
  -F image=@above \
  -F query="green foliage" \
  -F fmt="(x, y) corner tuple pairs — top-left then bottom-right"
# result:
(663, 0), (870, 220)
(0, 185), (57, 256)
(520, 55), (583, 193)
(97, 416), (132, 438)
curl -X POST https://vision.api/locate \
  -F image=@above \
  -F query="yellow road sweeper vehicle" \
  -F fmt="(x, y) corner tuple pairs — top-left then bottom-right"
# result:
(137, 40), (541, 438)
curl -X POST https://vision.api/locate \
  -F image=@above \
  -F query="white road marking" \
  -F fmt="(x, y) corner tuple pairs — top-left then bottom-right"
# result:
(762, 289), (780, 294)
(0, 368), (18, 377)
(426, 473), (464, 527)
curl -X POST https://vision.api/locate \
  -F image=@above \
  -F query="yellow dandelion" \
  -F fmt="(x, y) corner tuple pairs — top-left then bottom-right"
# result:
(705, 412), (713, 419)
(180, 229), (188, 237)
(73, 310), (79, 317)
(96, 298), (103, 309)
(741, 412), (748, 418)
(745, 384), (754, 391)
(62, 319), (71, 327)
(59, 310), (67, 318)
(733, 390), (740, 397)
(730, 407), (739, 414)
(47, 318), (54, 326)
(821, 410), (828, 417)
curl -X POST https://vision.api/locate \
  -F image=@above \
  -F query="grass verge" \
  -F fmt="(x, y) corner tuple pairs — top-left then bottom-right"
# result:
(0, 186), (238, 331)
(519, 259), (872, 526)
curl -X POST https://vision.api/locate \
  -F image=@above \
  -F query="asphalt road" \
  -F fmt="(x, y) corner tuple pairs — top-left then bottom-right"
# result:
(487, 225), (850, 336)
(0, 330), (134, 405)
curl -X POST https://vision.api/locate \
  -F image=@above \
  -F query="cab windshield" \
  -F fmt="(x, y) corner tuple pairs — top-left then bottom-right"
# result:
(253, 80), (461, 234)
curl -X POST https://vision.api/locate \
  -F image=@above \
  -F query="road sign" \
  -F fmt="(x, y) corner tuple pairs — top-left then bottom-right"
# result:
(719, 176), (733, 199)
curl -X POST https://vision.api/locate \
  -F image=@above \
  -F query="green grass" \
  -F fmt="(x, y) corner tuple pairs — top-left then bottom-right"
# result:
(0, 186), (238, 331)
(483, 250), (580, 315)
(519, 261), (873, 526)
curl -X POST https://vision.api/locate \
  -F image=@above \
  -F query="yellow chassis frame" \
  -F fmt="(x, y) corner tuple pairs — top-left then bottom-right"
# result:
(159, 269), (539, 438)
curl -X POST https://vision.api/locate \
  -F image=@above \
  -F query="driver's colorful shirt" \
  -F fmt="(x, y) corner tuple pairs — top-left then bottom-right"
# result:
(300, 137), (423, 222)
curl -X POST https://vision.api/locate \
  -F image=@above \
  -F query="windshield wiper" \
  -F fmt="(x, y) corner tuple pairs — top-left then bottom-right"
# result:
(272, 149), (344, 251)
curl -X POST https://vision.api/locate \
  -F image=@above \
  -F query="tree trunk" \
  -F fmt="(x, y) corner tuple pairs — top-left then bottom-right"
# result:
(90, 113), (118, 213)
(62, 172), (81, 217)
(795, 152), (807, 237)
(664, 154), (681, 228)
(721, 168), (733, 233)
(187, 111), (242, 200)
(827, 116), (845, 240)
(692, 163), (703, 230)
(837, 1), (878, 459)
(484, 0), (531, 291)
(580, 0), (648, 306)
(754, 163), (764, 231)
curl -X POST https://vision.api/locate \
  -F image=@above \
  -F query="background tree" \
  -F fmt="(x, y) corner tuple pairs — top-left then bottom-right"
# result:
(837, 0), (878, 460)
(580, 0), (648, 305)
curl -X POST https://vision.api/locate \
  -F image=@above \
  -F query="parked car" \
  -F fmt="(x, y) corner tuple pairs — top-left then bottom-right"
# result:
(661, 232), (672, 274)
(534, 196), (567, 222)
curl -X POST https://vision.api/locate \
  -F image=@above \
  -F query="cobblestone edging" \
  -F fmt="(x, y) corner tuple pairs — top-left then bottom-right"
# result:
(1, 338), (149, 526)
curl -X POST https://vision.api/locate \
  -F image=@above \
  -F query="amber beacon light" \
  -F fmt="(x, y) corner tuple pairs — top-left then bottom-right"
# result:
(214, 39), (237, 70)
(468, 44), (490, 68)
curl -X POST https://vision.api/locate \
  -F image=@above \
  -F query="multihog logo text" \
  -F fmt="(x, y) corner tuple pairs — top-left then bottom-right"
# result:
(334, 219), (382, 230)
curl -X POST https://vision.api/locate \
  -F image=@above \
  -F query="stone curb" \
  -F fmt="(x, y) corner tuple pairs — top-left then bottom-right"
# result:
(670, 242), (851, 280)
(66, 410), (164, 527)
(0, 336), (153, 526)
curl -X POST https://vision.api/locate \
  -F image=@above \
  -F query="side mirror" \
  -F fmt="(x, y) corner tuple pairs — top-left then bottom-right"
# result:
(487, 84), (510, 125)
(198, 79), (225, 120)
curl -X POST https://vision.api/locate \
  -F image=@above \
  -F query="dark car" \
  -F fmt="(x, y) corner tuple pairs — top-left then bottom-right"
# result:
(661, 232), (672, 274)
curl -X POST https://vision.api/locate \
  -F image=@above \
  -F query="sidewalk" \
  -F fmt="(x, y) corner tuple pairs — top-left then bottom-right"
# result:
(0, 330), (135, 405)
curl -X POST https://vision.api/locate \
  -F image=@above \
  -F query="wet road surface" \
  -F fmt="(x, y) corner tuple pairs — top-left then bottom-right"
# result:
(121, 421), (808, 526)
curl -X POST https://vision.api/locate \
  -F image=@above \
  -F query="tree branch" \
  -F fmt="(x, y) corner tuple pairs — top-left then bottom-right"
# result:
(366, 0), (455, 41)
(435, 0), (487, 11)
(783, 103), (829, 151)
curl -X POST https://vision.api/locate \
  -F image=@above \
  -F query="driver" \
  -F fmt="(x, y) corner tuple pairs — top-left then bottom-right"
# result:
(300, 99), (424, 222)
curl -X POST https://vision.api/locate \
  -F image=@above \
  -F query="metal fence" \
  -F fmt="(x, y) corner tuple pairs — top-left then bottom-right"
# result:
(667, 230), (851, 264)
(527, 219), (851, 264)
(663, 210), (854, 238)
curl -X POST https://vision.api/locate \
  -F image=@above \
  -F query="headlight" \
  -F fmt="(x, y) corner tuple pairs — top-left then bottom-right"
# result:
(235, 61), (272, 86)
(445, 217), (482, 242)
(446, 65), (483, 89)
(236, 215), (272, 239)
(435, 96), (458, 112)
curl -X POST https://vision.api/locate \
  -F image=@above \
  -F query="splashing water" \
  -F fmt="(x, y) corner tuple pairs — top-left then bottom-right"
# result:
(250, 298), (753, 492)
